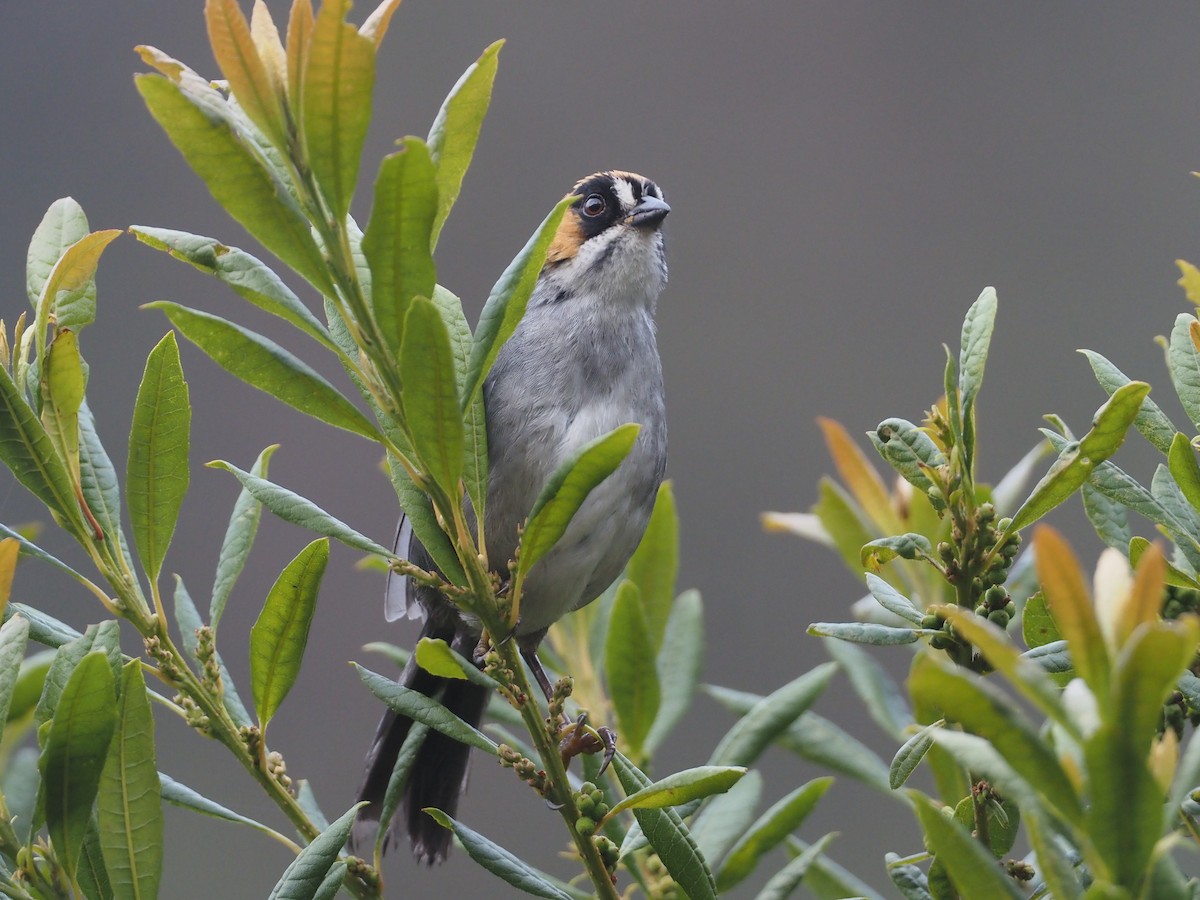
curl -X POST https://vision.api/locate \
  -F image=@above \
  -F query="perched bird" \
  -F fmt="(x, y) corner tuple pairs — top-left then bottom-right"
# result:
(352, 171), (671, 863)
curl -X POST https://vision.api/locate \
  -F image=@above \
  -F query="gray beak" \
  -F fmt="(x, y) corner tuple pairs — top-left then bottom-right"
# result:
(627, 195), (671, 229)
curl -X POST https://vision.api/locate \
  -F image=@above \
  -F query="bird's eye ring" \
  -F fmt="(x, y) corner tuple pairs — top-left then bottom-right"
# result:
(582, 194), (606, 217)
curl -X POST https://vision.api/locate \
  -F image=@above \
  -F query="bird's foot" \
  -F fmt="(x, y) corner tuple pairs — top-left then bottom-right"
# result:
(558, 712), (618, 775)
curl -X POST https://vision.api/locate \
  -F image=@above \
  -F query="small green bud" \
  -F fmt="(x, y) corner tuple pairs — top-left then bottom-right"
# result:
(580, 782), (596, 795)
(985, 584), (1008, 605)
(987, 609), (1010, 628)
(974, 605), (988, 618)
(921, 614), (941, 630)
(930, 634), (949, 650)
(575, 817), (596, 836)
(1004, 600), (1016, 618)
(590, 789), (604, 805)
(997, 517), (1013, 531)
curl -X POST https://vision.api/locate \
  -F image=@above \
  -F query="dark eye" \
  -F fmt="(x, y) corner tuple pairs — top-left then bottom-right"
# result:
(582, 194), (606, 217)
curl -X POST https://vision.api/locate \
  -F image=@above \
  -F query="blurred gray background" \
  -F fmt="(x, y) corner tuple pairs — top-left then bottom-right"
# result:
(2, 2), (1198, 896)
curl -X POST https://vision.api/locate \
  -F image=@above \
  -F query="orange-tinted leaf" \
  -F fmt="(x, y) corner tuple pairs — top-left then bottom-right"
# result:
(817, 416), (900, 534)
(206, 0), (286, 147)
(1035, 526), (1109, 699)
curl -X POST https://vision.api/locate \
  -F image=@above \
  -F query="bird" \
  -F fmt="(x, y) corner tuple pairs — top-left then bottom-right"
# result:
(351, 171), (670, 864)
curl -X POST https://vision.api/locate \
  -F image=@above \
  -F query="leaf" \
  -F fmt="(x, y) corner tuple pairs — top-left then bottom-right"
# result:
(911, 793), (1024, 899)
(1080, 349), (1176, 454)
(422, 809), (574, 899)
(158, 772), (289, 841)
(412, 637), (497, 689)
(36, 622), (122, 726)
(149, 301), (380, 441)
(206, 0), (286, 148)
(1170, 314), (1200, 428)
(818, 416), (902, 535)
(129, 227), (333, 351)
(644, 588), (704, 756)
(605, 581), (660, 759)
(689, 771), (762, 877)
(611, 753), (718, 900)
(462, 196), (572, 410)
(1007, 381), (1150, 534)
(890, 721), (941, 790)
(34, 229), (122, 345)
(1169, 431), (1200, 515)
(1112, 623), (1198, 761)
(808, 477), (875, 575)
(1084, 724), (1162, 888)
(135, 73), (333, 295)
(861, 533), (934, 571)
(212, 444), (277, 631)
(250, 538), (328, 730)
(1021, 592), (1062, 649)
(0, 615), (31, 727)
(98, 661), (163, 900)
(606, 766), (745, 820)
(824, 636), (913, 739)
(363, 138), (438, 355)
(127, 332), (190, 582)
(0, 356), (82, 528)
(708, 663), (837, 768)
(1026, 811), (1084, 900)
(79, 401), (135, 576)
(43, 651), (117, 882)
(26, 198), (90, 306)
(208, 458), (392, 557)
(301, 0), (375, 220)
(625, 481), (679, 648)
(399, 296), (463, 495)
(792, 837), (888, 900)
(1082, 483), (1133, 552)
(753, 831), (837, 900)
(174, 576), (252, 728)
(959, 286), (998, 417)
(374, 720), (430, 857)
(285, 0), (313, 118)
(355, 664), (496, 751)
(0, 537), (17, 618)
(266, 804), (360, 900)
(1035, 526), (1109, 699)
(868, 417), (945, 494)
(864, 573), (925, 625)
(717, 778), (834, 891)
(518, 423), (640, 577)
(359, 0), (404, 46)
(4, 601), (83, 649)
(807, 621), (927, 645)
(427, 40), (503, 247)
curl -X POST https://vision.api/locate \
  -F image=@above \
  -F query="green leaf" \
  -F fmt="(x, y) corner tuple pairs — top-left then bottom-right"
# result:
(1084, 724), (1161, 889)
(36, 622), (122, 726)
(644, 588), (704, 756)
(959, 286), (997, 410)
(174, 576), (252, 728)
(1080, 349), (1176, 454)
(792, 838), (887, 900)
(212, 444), (277, 631)
(386, 451), (467, 585)
(909, 656), (1082, 825)
(0, 357), (82, 528)
(413, 637), (497, 689)
(98, 661), (163, 900)
(753, 831), (837, 900)
(423, 809), (574, 899)
(605, 581), (660, 759)
(1169, 314), (1200, 429)
(625, 482), (679, 648)
(79, 401), (135, 577)
(890, 721), (941, 790)
(127, 332), (190, 582)
(861, 533), (934, 571)
(26, 198), (90, 306)
(824, 637), (913, 739)
(399, 296), (463, 495)
(354, 664), (496, 752)
(267, 804), (361, 900)
(43, 651), (117, 882)
(301, 0), (375, 221)
(518, 423), (640, 577)
(689, 771), (762, 877)
(0, 615), (31, 727)
(462, 196), (572, 410)
(374, 720), (430, 858)
(717, 778), (834, 891)
(807, 621), (927, 645)
(808, 477), (875, 576)
(1113, 624), (1197, 760)
(886, 851), (933, 900)
(33, 229), (121, 353)
(149, 301), (380, 441)
(864, 573), (925, 625)
(41, 330), (86, 488)
(1026, 811), (1084, 900)
(427, 40), (502, 247)
(1168, 432), (1200, 513)
(1021, 592), (1062, 649)
(606, 766), (745, 820)
(1082, 483), (1133, 552)
(3, 601), (82, 649)
(363, 138), (438, 355)
(205, 0), (287, 150)
(612, 753), (718, 900)
(135, 73), (334, 295)
(250, 539), (328, 730)
(1008, 381), (1150, 534)
(951, 792), (1019, 858)
(129, 227), (334, 351)
(208, 458), (392, 557)
(869, 417), (946, 494)
(911, 793), (1024, 899)
(708, 663), (837, 768)
(76, 819), (114, 900)
(158, 772), (289, 842)
(1035, 526), (1110, 700)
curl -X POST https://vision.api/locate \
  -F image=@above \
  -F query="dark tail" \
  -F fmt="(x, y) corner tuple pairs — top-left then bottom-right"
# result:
(350, 621), (489, 864)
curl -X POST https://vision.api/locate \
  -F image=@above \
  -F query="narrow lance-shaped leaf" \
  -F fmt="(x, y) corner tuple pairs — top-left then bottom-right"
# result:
(41, 330), (86, 490)
(211, 444), (277, 632)
(604, 766), (746, 821)
(1007, 380), (1150, 534)
(266, 804), (362, 900)
(302, 0), (375, 220)
(26, 198), (89, 306)
(250, 538), (328, 731)
(0, 615), (31, 727)
(625, 481), (679, 648)
(363, 138), (438, 356)
(959, 286), (997, 420)
(427, 40), (503, 247)
(205, 0), (287, 150)
(462, 197), (572, 411)
(135, 73), (334, 296)
(159, 772), (291, 844)
(33, 229), (122, 360)
(869, 417), (945, 495)
(644, 588), (704, 756)
(36, 621), (122, 726)
(518, 424), (640, 579)
(1034, 526), (1109, 701)
(1169, 314), (1200, 428)
(80, 400), (136, 575)
(1168, 431), (1200, 515)
(355, 664), (497, 752)
(1080, 349), (1177, 454)
(605, 581), (660, 759)
(149, 301), (380, 441)
(285, 0), (313, 122)
(250, 0), (288, 99)
(127, 332), (190, 583)
(911, 793), (1025, 899)
(399, 296), (463, 496)
(98, 661), (163, 900)
(818, 415), (902, 535)
(359, 0), (404, 46)
(43, 651), (117, 882)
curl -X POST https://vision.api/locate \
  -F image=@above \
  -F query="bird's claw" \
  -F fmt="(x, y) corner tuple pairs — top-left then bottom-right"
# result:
(558, 712), (618, 774)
